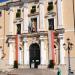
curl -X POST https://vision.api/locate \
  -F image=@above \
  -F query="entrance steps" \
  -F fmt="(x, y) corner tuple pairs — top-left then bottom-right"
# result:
(7, 69), (57, 75)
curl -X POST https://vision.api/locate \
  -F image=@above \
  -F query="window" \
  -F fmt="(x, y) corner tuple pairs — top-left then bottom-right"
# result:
(17, 24), (21, 34)
(48, 18), (54, 30)
(28, 18), (37, 33)
(16, 9), (21, 18)
(31, 18), (37, 32)
(47, 2), (53, 11)
(31, 6), (36, 14)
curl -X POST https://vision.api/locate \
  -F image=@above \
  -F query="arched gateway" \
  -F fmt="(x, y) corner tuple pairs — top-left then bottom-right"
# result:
(29, 43), (40, 68)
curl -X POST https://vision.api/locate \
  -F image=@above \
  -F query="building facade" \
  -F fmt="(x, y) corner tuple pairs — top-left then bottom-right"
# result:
(0, 0), (75, 73)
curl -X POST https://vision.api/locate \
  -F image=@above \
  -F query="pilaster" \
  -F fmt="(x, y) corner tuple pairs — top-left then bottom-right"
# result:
(23, 37), (29, 66)
(58, 34), (65, 64)
(23, 3), (28, 33)
(40, 36), (48, 66)
(9, 7), (14, 35)
(57, 0), (63, 28)
(39, 0), (45, 31)
(8, 41), (14, 65)
(57, 0), (65, 64)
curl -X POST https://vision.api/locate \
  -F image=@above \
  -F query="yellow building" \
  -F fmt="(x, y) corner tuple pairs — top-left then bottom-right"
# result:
(0, 0), (75, 74)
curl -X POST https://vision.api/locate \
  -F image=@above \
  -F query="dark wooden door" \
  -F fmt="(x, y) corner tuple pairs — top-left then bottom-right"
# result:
(29, 43), (40, 68)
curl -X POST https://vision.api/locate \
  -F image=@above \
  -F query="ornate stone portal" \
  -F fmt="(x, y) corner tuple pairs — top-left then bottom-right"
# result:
(22, 32), (48, 68)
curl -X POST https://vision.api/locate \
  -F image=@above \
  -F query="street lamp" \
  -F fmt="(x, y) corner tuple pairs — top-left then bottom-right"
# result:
(63, 38), (73, 75)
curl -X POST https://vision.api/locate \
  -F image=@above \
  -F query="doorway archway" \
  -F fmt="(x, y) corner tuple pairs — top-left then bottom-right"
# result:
(29, 43), (40, 68)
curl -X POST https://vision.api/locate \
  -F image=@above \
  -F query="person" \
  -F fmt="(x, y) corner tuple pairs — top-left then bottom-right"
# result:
(57, 67), (62, 75)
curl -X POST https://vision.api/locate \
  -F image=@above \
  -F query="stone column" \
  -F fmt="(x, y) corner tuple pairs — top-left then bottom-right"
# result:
(59, 34), (65, 64)
(18, 35), (22, 64)
(40, 36), (47, 65)
(57, 0), (65, 64)
(18, 49), (22, 64)
(23, 37), (29, 65)
(23, 3), (28, 33)
(48, 31), (52, 60)
(57, 0), (63, 28)
(9, 42), (14, 65)
(39, 0), (45, 31)
(9, 7), (14, 35)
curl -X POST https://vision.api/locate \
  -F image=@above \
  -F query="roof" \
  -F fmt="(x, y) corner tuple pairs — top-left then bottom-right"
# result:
(0, 0), (39, 9)
(21, 0), (39, 3)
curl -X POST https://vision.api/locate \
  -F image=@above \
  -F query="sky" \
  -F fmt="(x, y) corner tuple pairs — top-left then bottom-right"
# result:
(0, 0), (8, 2)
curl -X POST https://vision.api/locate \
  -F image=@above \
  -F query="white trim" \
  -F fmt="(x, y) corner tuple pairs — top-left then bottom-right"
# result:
(9, 7), (14, 35)
(23, 3), (29, 33)
(18, 35), (22, 64)
(57, 0), (63, 28)
(23, 37), (29, 65)
(40, 36), (48, 65)
(9, 43), (14, 65)
(39, 2), (45, 31)
(65, 30), (74, 32)
(60, 38), (65, 64)
(48, 0), (53, 2)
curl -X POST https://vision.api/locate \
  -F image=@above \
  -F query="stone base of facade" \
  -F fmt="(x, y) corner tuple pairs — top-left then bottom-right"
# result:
(0, 64), (14, 72)
(19, 65), (30, 68)
(38, 64), (48, 69)
(59, 64), (67, 75)
(54, 64), (67, 75)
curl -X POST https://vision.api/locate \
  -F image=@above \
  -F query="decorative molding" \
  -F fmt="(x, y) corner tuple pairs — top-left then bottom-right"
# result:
(28, 12), (39, 17)
(7, 1), (23, 7)
(55, 28), (65, 34)
(45, 11), (56, 18)
(32, 37), (39, 43)
(14, 18), (24, 24)
(21, 0), (39, 3)
(39, 0), (44, 4)
(22, 31), (48, 38)
(6, 35), (16, 43)
(23, 3), (28, 8)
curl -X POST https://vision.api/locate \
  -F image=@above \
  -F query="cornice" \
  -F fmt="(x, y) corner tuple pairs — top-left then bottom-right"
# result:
(7, 1), (23, 7)
(0, 1), (23, 10)
(0, 0), (39, 10)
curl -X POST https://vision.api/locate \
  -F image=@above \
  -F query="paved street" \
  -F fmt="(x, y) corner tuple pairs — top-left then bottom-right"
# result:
(0, 69), (57, 75)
